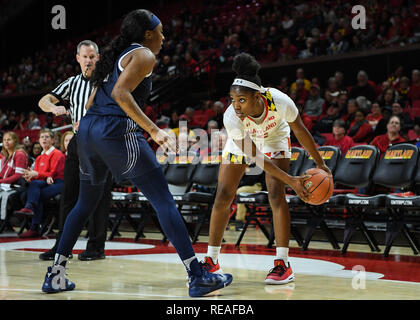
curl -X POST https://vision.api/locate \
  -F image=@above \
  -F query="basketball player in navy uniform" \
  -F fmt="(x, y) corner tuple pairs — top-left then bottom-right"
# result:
(42, 9), (232, 297)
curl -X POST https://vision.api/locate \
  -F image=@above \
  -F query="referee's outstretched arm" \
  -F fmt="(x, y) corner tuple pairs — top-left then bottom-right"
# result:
(38, 94), (69, 116)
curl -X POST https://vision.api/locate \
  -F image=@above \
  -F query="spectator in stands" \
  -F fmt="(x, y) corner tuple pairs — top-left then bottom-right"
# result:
(304, 84), (324, 117)
(298, 38), (315, 59)
(29, 142), (42, 169)
(379, 88), (397, 109)
(373, 105), (393, 137)
(313, 102), (341, 134)
(397, 76), (410, 106)
(349, 34), (365, 52)
(278, 36), (298, 61)
(15, 129), (65, 238)
(2, 76), (16, 95)
(291, 68), (311, 91)
(294, 79), (309, 105)
(408, 69), (420, 102)
(347, 109), (373, 143)
(407, 117), (420, 141)
(26, 111), (41, 130)
(324, 77), (339, 104)
(209, 101), (225, 129)
(260, 43), (278, 63)
(276, 77), (289, 93)
(334, 71), (345, 91)
(22, 136), (33, 156)
(53, 131), (62, 150)
(327, 31), (349, 55)
(60, 131), (74, 155)
(342, 99), (359, 129)
(324, 119), (355, 155)
(1, 111), (18, 131)
(349, 70), (377, 102)
(370, 115), (406, 156)
(43, 113), (57, 130)
(183, 51), (199, 76)
(366, 101), (383, 129)
(0, 131), (28, 227)
(392, 101), (414, 135)
(0, 132), (27, 185)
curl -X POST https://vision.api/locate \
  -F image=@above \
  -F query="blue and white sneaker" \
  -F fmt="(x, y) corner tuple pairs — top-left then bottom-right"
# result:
(188, 269), (233, 297)
(42, 265), (75, 293)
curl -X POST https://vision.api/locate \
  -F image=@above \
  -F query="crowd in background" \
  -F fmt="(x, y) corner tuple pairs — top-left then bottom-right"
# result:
(1, 0), (420, 96)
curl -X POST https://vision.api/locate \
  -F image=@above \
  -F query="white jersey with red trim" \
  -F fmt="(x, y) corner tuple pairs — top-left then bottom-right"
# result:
(223, 87), (298, 159)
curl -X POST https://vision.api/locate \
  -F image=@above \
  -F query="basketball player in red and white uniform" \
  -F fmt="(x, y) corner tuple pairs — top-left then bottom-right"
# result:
(201, 53), (331, 284)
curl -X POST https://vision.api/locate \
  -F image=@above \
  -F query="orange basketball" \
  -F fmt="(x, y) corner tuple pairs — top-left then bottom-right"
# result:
(302, 168), (333, 205)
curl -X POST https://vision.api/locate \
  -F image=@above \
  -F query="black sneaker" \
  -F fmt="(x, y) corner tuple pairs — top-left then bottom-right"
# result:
(78, 249), (105, 261)
(39, 249), (73, 261)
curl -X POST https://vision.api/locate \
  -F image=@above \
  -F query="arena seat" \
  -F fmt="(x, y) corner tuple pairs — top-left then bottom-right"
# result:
(287, 146), (342, 251)
(338, 143), (419, 256)
(130, 155), (198, 242)
(177, 153), (221, 243)
(327, 144), (380, 254)
(235, 147), (307, 248)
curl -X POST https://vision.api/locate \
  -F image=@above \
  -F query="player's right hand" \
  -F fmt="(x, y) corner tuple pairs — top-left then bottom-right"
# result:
(51, 106), (69, 116)
(288, 175), (312, 202)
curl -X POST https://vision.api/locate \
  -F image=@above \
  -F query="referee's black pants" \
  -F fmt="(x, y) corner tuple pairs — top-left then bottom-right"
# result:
(52, 134), (113, 253)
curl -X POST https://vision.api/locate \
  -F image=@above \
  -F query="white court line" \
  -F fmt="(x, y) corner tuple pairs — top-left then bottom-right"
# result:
(0, 288), (230, 299)
(0, 288), (188, 299)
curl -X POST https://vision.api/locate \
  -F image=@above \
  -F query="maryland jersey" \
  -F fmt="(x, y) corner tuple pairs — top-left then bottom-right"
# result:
(223, 88), (298, 160)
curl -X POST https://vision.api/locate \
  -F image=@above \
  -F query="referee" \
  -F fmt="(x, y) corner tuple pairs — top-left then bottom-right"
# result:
(38, 40), (113, 261)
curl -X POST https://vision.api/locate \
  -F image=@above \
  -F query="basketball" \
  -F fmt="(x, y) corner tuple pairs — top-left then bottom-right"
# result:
(302, 168), (333, 205)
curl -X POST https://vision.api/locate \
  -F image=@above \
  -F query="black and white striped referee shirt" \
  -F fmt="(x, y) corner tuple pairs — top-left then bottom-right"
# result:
(50, 74), (93, 126)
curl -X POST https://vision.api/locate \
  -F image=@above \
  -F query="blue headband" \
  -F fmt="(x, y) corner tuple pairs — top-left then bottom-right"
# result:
(148, 14), (161, 30)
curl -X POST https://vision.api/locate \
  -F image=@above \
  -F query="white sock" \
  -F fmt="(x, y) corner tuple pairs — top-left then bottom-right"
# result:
(182, 255), (197, 271)
(207, 246), (221, 263)
(276, 247), (289, 264)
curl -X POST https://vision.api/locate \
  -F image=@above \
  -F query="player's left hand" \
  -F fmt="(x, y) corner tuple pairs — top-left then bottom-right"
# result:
(151, 128), (177, 154)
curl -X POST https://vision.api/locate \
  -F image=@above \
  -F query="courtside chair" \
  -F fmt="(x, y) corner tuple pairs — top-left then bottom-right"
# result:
(235, 147), (306, 248)
(132, 154), (198, 242)
(288, 145), (342, 251)
(376, 144), (420, 256)
(328, 144), (380, 254)
(177, 153), (221, 244)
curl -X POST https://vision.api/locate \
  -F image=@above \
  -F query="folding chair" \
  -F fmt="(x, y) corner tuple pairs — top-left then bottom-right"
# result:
(327, 145), (380, 254)
(288, 146), (342, 250)
(177, 153), (221, 243)
(235, 147), (306, 248)
(376, 145), (420, 256)
(131, 156), (198, 242)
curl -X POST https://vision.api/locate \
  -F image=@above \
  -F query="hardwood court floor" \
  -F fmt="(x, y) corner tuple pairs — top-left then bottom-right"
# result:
(0, 227), (419, 300)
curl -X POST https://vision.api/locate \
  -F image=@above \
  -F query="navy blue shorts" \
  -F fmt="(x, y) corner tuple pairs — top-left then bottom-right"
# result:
(77, 114), (160, 185)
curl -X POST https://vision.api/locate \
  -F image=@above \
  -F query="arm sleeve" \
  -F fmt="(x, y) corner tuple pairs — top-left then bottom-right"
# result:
(223, 105), (245, 140)
(50, 77), (74, 101)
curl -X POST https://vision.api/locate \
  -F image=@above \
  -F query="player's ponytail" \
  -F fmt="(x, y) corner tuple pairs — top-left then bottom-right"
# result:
(91, 9), (154, 88)
(231, 53), (262, 92)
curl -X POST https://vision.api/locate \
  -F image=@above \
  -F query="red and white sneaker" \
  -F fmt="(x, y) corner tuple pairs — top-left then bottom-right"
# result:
(265, 259), (295, 285)
(200, 256), (224, 275)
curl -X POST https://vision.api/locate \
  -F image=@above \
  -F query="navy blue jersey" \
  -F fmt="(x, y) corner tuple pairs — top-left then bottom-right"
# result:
(87, 43), (152, 118)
